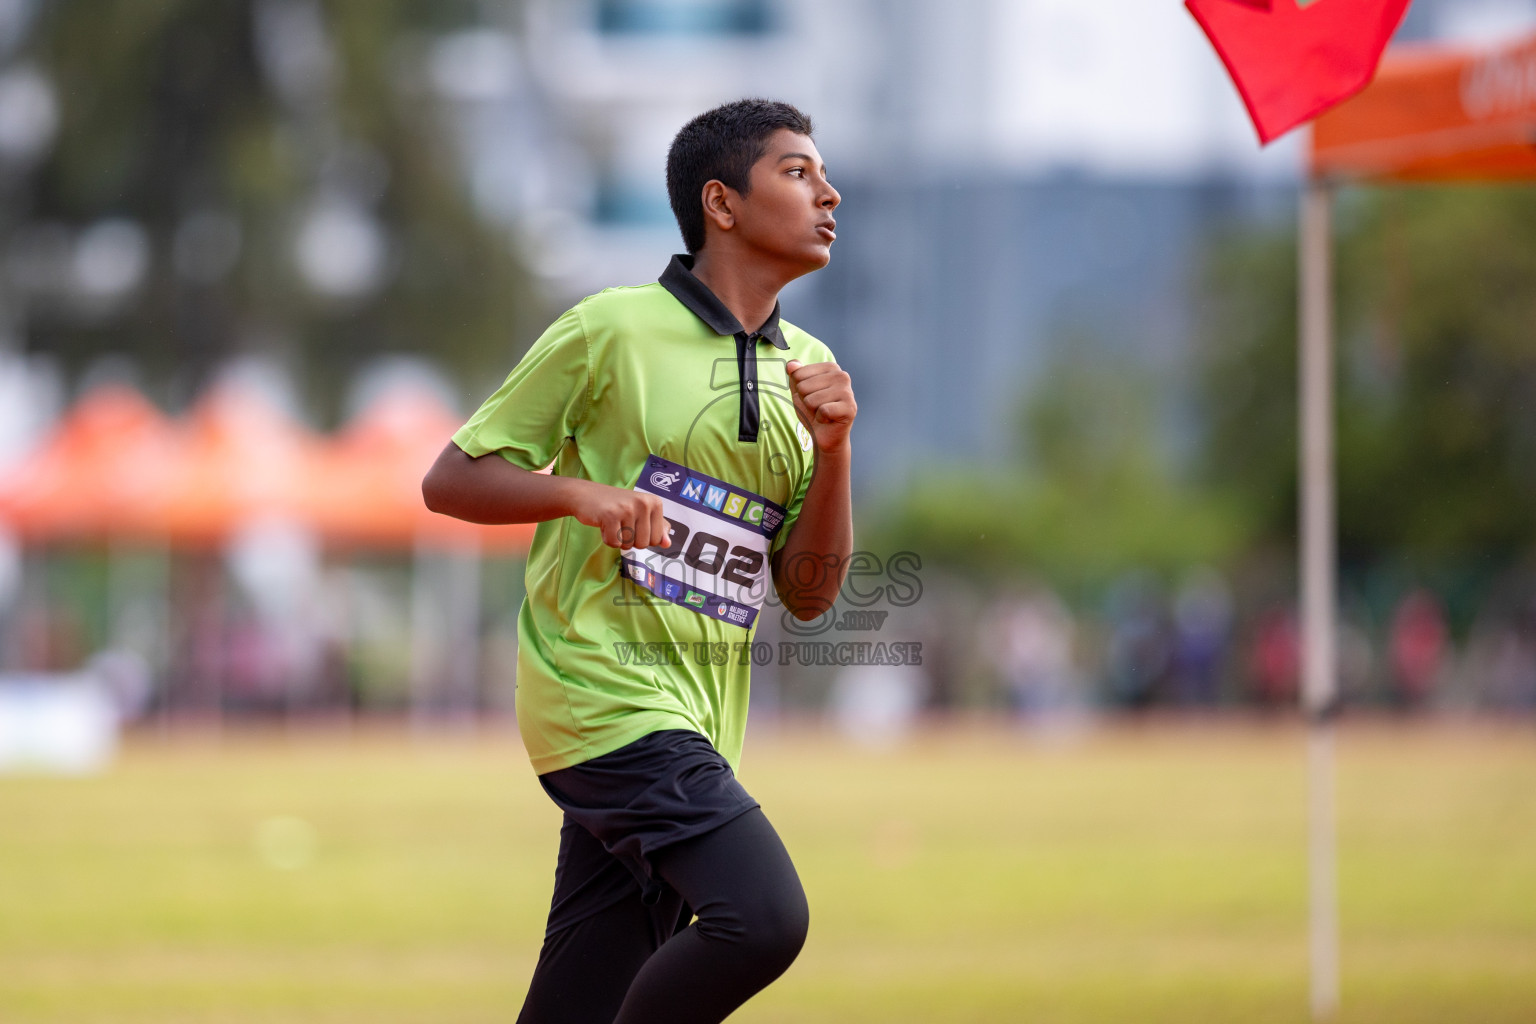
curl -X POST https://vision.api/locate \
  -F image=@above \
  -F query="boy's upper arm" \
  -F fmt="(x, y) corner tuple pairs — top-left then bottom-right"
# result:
(452, 306), (592, 470)
(770, 464), (813, 560)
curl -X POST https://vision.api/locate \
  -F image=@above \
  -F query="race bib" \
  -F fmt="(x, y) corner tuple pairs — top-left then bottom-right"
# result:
(619, 454), (788, 630)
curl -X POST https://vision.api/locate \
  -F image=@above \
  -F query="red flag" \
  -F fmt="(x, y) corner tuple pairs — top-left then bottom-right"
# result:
(1187, 0), (1413, 145)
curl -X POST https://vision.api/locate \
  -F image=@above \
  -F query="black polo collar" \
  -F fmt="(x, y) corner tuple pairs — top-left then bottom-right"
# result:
(659, 254), (788, 444)
(659, 254), (789, 350)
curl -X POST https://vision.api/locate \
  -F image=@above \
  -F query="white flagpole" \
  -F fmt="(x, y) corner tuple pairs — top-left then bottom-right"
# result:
(1299, 180), (1340, 1020)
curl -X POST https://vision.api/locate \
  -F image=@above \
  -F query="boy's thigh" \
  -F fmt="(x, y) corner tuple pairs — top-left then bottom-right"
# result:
(650, 806), (808, 945)
(519, 817), (689, 1024)
(520, 890), (679, 1024)
(544, 813), (686, 945)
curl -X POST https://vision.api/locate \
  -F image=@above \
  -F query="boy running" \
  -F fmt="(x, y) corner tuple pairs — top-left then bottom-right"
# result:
(422, 99), (855, 1024)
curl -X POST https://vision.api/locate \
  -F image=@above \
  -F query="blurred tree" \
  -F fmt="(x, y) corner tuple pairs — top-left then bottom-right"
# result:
(872, 340), (1247, 593)
(1194, 186), (1536, 568)
(7, 0), (538, 417)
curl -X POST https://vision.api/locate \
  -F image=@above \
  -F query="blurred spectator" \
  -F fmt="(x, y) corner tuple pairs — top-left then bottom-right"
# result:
(225, 518), (325, 714)
(1388, 588), (1447, 709)
(1170, 567), (1232, 706)
(14, 601), (87, 673)
(1248, 605), (1299, 708)
(88, 648), (153, 720)
(1336, 610), (1377, 707)
(1102, 574), (1170, 708)
(985, 586), (1081, 717)
(0, 527), (18, 614)
(1486, 622), (1536, 711)
(830, 658), (927, 749)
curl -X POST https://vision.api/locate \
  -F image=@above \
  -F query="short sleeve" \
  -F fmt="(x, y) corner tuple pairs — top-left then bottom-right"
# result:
(452, 306), (591, 471)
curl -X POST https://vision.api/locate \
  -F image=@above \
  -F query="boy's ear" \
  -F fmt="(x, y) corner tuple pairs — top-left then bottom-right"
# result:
(700, 179), (736, 235)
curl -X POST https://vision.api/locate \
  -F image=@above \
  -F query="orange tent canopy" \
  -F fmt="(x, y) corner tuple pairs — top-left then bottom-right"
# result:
(314, 387), (535, 553)
(0, 383), (534, 554)
(1312, 33), (1536, 182)
(152, 384), (330, 548)
(0, 385), (182, 543)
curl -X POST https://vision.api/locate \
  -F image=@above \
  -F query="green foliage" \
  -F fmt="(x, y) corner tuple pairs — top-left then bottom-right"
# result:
(19, 0), (537, 414)
(871, 344), (1248, 591)
(1192, 218), (1300, 547)
(1195, 186), (1536, 567)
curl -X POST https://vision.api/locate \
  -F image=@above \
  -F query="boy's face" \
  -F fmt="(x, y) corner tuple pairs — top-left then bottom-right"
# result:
(729, 129), (840, 271)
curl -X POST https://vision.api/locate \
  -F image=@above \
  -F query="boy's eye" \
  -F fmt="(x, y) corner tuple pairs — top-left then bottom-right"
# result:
(788, 167), (805, 177)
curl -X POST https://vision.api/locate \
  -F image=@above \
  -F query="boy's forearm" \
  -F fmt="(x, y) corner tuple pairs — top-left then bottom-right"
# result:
(421, 442), (585, 525)
(772, 444), (853, 620)
(422, 443), (672, 550)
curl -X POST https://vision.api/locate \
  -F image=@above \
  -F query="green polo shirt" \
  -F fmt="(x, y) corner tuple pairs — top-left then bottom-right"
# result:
(453, 256), (834, 774)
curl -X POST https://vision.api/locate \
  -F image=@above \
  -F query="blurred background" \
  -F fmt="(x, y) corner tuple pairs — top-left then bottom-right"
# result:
(8, 0), (1536, 730)
(0, 2), (1534, 1022)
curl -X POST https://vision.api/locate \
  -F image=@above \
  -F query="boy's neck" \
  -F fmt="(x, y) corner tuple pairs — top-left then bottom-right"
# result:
(688, 249), (786, 335)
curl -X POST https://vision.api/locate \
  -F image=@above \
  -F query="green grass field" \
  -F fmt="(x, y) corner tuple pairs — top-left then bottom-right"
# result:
(1, 718), (1533, 1023)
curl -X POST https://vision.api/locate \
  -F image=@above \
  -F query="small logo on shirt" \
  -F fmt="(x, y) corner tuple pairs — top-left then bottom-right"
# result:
(649, 469), (682, 491)
(795, 420), (814, 453)
(684, 590), (706, 608)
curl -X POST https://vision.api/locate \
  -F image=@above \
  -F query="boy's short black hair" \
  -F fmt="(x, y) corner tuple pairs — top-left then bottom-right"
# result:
(666, 98), (815, 254)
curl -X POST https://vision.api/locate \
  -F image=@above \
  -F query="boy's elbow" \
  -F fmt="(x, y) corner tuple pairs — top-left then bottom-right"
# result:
(422, 443), (474, 517)
(421, 469), (453, 516)
(785, 597), (832, 622)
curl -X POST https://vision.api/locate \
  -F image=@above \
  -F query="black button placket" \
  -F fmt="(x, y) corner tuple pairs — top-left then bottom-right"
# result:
(735, 331), (761, 443)
(657, 254), (788, 447)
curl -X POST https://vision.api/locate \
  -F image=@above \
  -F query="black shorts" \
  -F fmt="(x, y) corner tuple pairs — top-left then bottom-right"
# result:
(537, 729), (760, 936)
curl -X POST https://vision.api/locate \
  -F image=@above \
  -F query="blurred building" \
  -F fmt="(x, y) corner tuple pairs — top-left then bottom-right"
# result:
(437, 0), (1290, 489)
(0, 0), (1511, 485)
(424, 0), (1529, 489)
